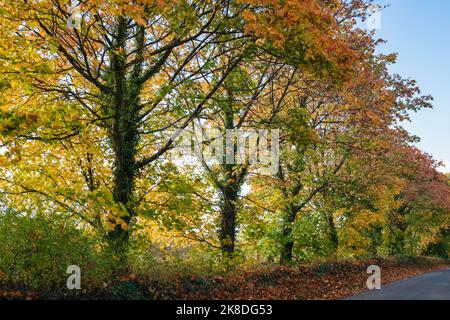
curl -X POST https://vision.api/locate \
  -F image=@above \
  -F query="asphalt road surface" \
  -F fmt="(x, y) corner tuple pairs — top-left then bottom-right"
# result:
(346, 268), (450, 300)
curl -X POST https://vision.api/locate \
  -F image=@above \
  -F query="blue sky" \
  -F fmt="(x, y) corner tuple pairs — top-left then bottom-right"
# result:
(372, 0), (450, 172)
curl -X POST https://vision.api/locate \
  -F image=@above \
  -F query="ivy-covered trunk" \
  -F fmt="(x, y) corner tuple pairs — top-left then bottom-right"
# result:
(279, 205), (297, 265)
(219, 183), (240, 257)
(106, 17), (141, 257)
(108, 100), (139, 254)
(326, 212), (339, 253)
(217, 92), (247, 259)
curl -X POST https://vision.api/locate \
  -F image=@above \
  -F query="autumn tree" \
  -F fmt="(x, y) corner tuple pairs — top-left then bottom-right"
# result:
(379, 147), (450, 255)
(245, 40), (432, 263)
(1, 0), (446, 271)
(0, 0), (261, 255)
(192, 0), (372, 258)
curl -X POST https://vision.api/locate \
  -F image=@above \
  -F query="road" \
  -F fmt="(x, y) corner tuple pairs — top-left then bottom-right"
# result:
(346, 268), (450, 300)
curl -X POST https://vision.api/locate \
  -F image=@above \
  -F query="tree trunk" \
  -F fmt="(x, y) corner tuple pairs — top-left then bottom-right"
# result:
(279, 206), (297, 265)
(217, 90), (244, 259)
(326, 212), (339, 253)
(107, 94), (140, 256)
(280, 238), (294, 265)
(106, 16), (140, 257)
(219, 186), (239, 258)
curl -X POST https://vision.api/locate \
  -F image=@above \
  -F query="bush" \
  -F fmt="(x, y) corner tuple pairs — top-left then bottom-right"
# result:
(0, 211), (114, 297)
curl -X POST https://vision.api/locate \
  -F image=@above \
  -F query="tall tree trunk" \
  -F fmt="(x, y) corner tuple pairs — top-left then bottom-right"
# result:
(219, 185), (239, 257)
(326, 212), (339, 253)
(280, 205), (297, 265)
(106, 16), (140, 257)
(108, 108), (138, 254)
(217, 90), (247, 258)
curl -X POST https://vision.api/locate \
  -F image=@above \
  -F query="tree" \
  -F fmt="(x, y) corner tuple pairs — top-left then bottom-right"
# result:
(0, 0), (257, 255)
(245, 41), (432, 263)
(381, 147), (450, 255)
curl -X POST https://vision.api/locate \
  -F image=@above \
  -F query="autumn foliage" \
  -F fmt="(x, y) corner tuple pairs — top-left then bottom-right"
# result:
(0, 0), (448, 298)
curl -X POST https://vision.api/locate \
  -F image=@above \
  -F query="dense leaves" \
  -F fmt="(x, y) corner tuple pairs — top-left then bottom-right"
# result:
(0, 0), (448, 298)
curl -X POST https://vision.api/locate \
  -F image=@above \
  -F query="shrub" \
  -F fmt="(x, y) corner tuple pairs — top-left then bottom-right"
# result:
(0, 211), (113, 297)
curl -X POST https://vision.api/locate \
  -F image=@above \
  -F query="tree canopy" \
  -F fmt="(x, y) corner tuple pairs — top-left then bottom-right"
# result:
(0, 0), (448, 279)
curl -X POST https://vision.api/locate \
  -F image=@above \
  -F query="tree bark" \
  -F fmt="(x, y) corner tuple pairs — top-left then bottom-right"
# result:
(279, 205), (297, 265)
(106, 17), (140, 255)
(326, 212), (339, 253)
(219, 185), (239, 257)
(217, 92), (247, 258)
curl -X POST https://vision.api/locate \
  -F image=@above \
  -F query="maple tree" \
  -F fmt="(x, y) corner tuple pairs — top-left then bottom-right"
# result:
(0, 0), (262, 255)
(0, 0), (448, 297)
